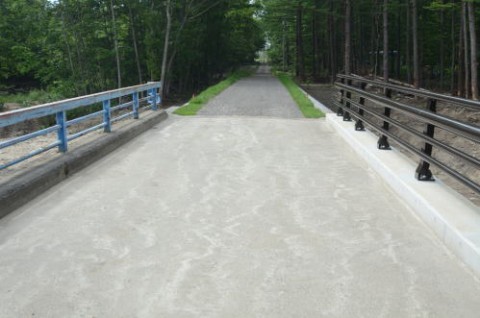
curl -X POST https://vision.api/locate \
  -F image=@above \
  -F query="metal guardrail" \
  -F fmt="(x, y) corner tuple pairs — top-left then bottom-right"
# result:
(334, 74), (480, 194)
(0, 82), (161, 170)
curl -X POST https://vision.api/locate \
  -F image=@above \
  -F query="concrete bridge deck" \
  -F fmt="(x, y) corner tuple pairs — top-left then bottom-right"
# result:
(0, 70), (479, 317)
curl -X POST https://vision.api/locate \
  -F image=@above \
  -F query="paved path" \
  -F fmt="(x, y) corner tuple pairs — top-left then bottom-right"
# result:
(198, 65), (303, 118)
(1, 116), (480, 317)
(1, 72), (480, 317)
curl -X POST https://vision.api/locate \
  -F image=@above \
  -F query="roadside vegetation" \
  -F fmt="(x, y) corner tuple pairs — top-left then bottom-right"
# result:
(276, 73), (324, 119)
(0, 90), (64, 110)
(0, 0), (264, 105)
(174, 69), (253, 116)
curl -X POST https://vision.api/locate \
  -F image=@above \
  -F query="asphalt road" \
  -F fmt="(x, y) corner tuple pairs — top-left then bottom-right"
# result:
(1, 116), (479, 317)
(198, 65), (304, 118)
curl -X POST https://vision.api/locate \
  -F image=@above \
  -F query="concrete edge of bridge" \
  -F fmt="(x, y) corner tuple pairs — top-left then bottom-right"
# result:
(0, 110), (168, 219)
(325, 112), (480, 277)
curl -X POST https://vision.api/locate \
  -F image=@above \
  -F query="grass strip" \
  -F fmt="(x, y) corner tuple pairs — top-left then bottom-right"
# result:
(174, 69), (252, 116)
(277, 74), (324, 118)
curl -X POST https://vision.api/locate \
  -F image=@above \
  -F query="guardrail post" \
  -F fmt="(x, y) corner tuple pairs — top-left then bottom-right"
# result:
(133, 92), (139, 119)
(56, 111), (68, 153)
(343, 79), (352, 121)
(337, 77), (345, 116)
(415, 98), (436, 181)
(103, 100), (111, 132)
(355, 82), (367, 131)
(149, 88), (158, 111)
(377, 88), (392, 150)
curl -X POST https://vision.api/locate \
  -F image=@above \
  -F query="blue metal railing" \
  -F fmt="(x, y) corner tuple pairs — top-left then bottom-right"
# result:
(0, 82), (161, 170)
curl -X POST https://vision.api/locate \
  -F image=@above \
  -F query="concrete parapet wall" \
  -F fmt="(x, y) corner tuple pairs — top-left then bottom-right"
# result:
(0, 111), (168, 219)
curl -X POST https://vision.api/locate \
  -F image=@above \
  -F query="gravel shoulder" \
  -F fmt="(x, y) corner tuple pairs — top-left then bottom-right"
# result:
(198, 65), (303, 118)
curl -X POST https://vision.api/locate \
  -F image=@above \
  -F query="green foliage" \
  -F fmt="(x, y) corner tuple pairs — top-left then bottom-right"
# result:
(276, 73), (324, 119)
(261, 0), (478, 91)
(425, 1), (456, 11)
(0, 0), (264, 100)
(0, 90), (64, 106)
(174, 69), (253, 116)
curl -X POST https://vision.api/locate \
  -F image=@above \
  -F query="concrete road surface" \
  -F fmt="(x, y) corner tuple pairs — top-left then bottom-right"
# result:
(1, 117), (479, 318)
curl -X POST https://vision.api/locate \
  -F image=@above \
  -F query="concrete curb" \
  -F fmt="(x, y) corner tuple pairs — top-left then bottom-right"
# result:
(0, 110), (168, 219)
(326, 113), (480, 277)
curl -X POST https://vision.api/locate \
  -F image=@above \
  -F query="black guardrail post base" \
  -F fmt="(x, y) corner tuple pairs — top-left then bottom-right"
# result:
(355, 120), (365, 131)
(343, 112), (352, 121)
(415, 161), (435, 181)
(377, 135), (391, 150)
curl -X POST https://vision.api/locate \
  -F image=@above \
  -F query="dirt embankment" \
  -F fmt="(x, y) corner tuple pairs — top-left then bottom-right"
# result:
(302, 83), (480, 207)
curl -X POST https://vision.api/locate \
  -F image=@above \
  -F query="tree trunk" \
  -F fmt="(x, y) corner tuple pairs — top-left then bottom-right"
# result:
(110, 0), (122, 89)
(127, 4), (143, 84)
(467, 1), (478, 100)
(296, 4), (305, 80)
(383, 0), (389, 83)
(440, 7), (445, 88)
(373, 6), (381, 78)
(451, 0), (457, 94)
(458, 0), (465, 97)
(282, 19), (287, 72)
(406, 0), (412, 84)
(328, 0), (336, 82)
(312, 2), (319, 81)
(411, 0), (420, 88)
(159, 0), (172, 101)
(344, 0), (351, 75)
(60, 11), (79, 95)
(462, 1), (470, 98)
(395, 3), (401, 79)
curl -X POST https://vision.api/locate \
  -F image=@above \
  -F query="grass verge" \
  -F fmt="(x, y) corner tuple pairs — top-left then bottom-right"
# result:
(174, 69), (252, 116)
(277, 74), (324, 118)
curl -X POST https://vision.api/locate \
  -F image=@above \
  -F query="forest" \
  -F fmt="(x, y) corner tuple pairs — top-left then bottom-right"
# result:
(0, 0), (264, 104)
(262, 0), (480, 99)
(1, 0), (480, 104)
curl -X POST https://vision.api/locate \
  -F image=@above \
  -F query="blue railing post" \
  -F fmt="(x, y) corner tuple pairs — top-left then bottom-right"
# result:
(150, 88), (158, 111)
(103, 100), (111, 132)
(56, 111), (68, 153)
(0, 82), (161, 170)
(133, 92), (139, 119)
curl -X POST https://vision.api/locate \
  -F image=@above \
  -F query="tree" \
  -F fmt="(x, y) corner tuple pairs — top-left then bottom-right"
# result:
(344, 0), (351, 75)
(411, 0), (420, 88)
(383, 0), (389, 83)
(110, 0), (122, 89)
(0, 0), (263, 101)
(467, 0), (478, 99)
(159, 0), (171, 101)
